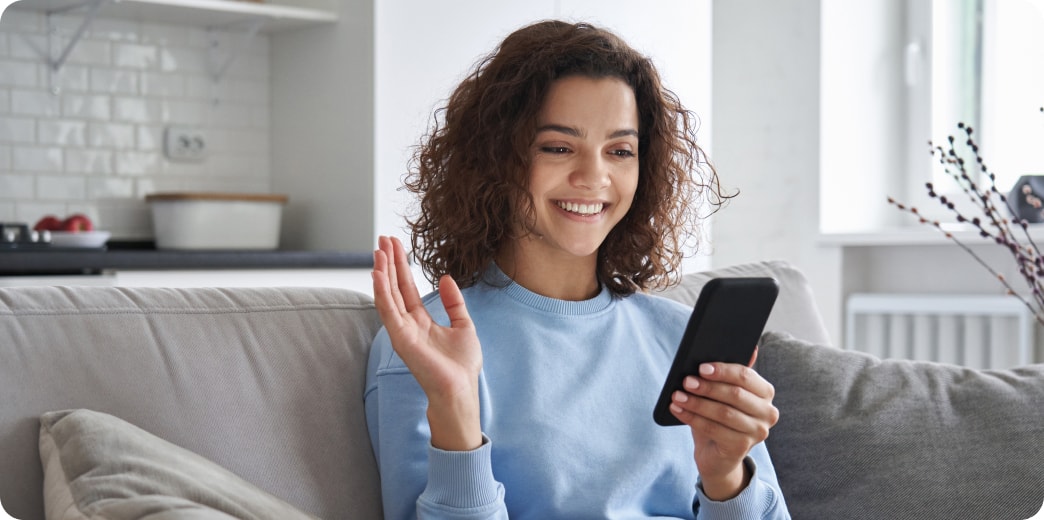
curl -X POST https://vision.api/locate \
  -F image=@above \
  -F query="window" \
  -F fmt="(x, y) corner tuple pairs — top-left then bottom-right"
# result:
(928, 0), (1044, 196)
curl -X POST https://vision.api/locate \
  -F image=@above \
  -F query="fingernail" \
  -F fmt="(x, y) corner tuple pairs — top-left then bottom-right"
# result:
(683, 376), (699, 390)
(673, 391), (689, 403)
(670, 404), (683, 414)
(699, 364), (714, 376)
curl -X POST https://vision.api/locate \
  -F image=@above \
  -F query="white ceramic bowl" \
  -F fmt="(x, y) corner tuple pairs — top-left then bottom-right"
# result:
(49, 231), (111, 248)
(145, 192), (288, 250)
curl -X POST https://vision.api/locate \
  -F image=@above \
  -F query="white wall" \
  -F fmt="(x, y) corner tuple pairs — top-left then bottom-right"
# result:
(373, 0), (712, 285)
(270, 0), (374, 251)
(710, 0), (844, 343)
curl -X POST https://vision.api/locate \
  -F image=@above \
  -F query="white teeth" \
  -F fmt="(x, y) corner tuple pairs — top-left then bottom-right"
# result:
(557, 201), (604, 215)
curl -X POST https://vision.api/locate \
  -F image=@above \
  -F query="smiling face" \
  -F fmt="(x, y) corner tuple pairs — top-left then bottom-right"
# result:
(500, 75), (639, 296)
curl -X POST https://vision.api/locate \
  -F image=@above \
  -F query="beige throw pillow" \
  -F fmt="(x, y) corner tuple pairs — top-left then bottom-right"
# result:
(38, 409), (316, 520)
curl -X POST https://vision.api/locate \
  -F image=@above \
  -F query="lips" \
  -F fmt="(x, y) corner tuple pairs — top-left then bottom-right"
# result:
(556, 201), (605, 216)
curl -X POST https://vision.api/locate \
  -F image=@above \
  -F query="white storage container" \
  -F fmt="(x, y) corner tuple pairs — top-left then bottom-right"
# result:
(145, 192), (288, 250)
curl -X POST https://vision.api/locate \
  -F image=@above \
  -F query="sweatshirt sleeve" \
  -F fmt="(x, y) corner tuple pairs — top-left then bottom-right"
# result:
(364, 329), (507, 520)
(693, 442), (791, 520)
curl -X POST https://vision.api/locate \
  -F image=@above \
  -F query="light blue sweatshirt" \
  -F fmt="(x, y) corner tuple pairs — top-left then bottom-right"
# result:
(364, 266), (790, 519)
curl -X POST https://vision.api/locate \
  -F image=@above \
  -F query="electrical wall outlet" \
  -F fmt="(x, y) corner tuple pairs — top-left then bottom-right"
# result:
(164, 126), (208, 162)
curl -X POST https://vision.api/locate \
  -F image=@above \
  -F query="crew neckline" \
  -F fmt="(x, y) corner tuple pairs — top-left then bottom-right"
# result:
(481, 263), (615, 316)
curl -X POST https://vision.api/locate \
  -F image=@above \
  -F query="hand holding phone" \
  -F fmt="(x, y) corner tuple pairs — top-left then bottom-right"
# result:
(653, 277), (779, 427)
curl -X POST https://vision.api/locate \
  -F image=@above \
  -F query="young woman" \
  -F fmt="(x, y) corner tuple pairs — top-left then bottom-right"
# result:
(365, 20), (790, 519)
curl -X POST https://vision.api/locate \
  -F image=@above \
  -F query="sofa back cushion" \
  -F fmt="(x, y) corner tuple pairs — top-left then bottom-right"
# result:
(757, 331), (1044, 519)
(0, 286), (383, 520)
(655, 259), (832, 345)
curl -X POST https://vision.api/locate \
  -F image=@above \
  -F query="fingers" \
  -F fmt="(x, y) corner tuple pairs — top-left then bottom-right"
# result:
(669, 363), (779, 441)
(438, 274), (473, 330)
(390, 236), (424, 311)
(373, 236), (423, 329)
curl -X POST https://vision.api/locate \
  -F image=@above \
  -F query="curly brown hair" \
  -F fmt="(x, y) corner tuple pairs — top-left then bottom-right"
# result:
(406, 20), (730, 296)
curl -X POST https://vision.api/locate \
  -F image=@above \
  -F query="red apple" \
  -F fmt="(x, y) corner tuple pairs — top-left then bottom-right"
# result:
(33, 215), (63, 231)
(59, 214), (94, 232)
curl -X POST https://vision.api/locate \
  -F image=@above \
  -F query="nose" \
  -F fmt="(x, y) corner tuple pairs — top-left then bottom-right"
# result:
(571, 152), (611, 190)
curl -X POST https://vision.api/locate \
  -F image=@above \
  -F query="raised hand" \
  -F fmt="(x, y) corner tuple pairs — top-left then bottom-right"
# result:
(371, 236), (484, 451)
(669, 348), (779, 500)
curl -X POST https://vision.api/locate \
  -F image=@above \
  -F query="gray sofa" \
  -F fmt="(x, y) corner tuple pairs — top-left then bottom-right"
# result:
(1, 261), (1042, 520)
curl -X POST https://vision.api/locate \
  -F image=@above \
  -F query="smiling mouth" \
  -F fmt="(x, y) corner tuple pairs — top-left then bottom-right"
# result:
(556, 201), (605, 216)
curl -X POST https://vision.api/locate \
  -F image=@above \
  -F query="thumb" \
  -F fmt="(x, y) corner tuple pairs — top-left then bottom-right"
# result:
(748, 345), (759, 368)
(438, 275), (473, 329)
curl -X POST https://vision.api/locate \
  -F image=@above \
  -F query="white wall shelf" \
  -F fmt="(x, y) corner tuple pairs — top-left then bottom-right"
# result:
(8, 0), (339, 32)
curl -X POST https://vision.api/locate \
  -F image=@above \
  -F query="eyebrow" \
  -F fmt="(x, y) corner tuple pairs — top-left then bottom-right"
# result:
(535, 124), (639, 139)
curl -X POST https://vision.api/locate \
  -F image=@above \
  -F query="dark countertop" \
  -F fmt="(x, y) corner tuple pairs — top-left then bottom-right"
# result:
(0, 241), (373, 276)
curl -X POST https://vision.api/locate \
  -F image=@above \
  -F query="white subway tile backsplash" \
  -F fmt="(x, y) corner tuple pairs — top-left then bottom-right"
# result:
(140, 72), (184, 97)
(88, 122), (135, 149)
(0, 116), (35, 143)
(37, 174), (86, 200)
(38, 119), (87, 147)
(183, 75), (213, 101)
(13, 146), (62, 172)
(65, 149), (113, 174)
(52, 64), (91, 93)
(0, 60), (38, 88)
(136, 177), (183, 198)
(61, 93), (111, 120)
(87, 176), (134, 199)
(139, 23), (188, 47)
(0, 173), (34, 199)
(159, 46), (208, 75)
(90, 67), (138, 95)
(207, 102), (252, 128)
(114, 151), (159, 175)
(11, 89), (60, 117)
(15, 202), (67, 225)
(63, 38), (111, 67)
(8, 33), (47, 61)
(207, 154), (251, 177)
(113, 42), (158, 69)
(136, 125), (161, 151)
(162, 99), (206, 125)
(0, 14), (269, 239)
(112, 96), (158, 122)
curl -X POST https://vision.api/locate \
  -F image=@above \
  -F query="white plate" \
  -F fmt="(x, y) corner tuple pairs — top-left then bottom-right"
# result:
(48, 231), (111, 248)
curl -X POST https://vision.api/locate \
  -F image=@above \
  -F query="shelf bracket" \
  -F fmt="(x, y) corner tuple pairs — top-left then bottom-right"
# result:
(20, 0), (107, 94)
(206, 18), (265, 103)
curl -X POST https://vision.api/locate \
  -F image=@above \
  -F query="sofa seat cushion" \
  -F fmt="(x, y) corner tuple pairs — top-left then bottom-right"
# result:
(756, 331), (1044, 519)
(39, 409), (315, 520)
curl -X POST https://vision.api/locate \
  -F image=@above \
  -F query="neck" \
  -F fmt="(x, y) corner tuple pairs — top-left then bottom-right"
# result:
(495, 240), (601, 301)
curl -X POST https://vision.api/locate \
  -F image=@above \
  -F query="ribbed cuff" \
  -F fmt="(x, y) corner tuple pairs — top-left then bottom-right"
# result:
(420, 435), (504, 510)
(695, 457), (782, 519)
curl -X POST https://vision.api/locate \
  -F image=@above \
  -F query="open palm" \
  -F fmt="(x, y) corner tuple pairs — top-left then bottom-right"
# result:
(372, 236), (484, 450)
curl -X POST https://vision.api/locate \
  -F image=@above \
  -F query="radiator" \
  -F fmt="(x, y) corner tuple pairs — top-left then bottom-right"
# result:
(844, 293), (1035, 369)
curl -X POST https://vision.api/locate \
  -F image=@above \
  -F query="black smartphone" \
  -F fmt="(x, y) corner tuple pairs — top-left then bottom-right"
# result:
(653, 277), (779, 427)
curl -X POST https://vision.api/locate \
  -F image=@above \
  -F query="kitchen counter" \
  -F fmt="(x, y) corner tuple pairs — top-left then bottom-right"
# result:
(0, 242), (373, 276)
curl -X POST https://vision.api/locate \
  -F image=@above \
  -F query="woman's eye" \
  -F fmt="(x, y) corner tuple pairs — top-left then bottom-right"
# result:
(610, 149), (636, 158)
(540, 146), (571, 154)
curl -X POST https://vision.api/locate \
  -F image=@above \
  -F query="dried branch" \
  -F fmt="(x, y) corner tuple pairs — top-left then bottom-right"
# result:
(888, 120), (1044, 327)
